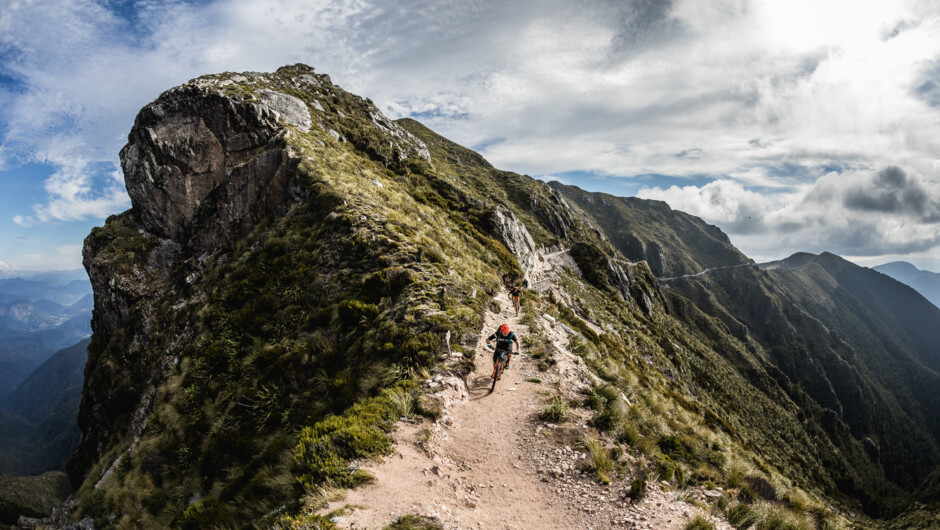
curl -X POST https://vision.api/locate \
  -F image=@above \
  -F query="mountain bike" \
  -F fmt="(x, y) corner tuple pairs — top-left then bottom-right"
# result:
(488, 345), (513, 392)
(511, 294), (520, 316)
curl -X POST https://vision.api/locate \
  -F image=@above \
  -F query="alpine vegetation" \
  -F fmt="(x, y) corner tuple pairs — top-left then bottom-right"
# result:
(52, 65), (940, 529)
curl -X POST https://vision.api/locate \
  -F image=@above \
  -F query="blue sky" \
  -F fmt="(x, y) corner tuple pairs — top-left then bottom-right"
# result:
(2, 0), (940, 271)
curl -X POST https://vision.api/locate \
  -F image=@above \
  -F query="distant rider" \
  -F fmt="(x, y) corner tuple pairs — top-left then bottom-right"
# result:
(509, 285), (521, 315)
(486, 323), (520, 378)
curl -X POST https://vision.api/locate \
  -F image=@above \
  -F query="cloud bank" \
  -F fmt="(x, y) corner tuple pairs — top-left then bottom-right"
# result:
(639, 166), (940, 260)
(1, 0), (939, 263)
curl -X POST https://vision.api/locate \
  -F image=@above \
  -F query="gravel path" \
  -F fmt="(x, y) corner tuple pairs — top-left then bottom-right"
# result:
(324, 289), (731, 530)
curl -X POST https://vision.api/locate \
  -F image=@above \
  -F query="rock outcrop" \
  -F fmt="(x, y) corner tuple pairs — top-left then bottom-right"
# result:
(121, 83), (303, 255)
(491, 206), (538, 277)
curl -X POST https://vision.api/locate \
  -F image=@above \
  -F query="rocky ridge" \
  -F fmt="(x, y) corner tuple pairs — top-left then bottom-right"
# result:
(56, 64), (926, 529)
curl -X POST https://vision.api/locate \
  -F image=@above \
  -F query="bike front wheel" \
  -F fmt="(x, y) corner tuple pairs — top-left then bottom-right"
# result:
(491, 359), (506, 392)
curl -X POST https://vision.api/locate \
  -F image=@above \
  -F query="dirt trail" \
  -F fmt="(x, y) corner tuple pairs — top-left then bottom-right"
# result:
(324, 289), (730, 529)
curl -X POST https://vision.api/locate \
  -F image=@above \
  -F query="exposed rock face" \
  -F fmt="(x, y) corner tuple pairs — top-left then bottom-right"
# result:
(259, 90), (312, 131)
(122, 83), (303, 254)
(644, 241), (666, 277)
(72, 64), (441, 495)
(74, 78), (319, 477)
(72, 223), (186, 484)
(491, 206), (538, 277)
(529, 190), (576, 239)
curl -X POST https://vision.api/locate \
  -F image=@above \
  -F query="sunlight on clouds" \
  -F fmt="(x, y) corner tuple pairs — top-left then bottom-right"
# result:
(637, 179), (787, 228)
(640, 166), (940, 258)
(0, 0), (939, 262)
(756, 0), (904, 53)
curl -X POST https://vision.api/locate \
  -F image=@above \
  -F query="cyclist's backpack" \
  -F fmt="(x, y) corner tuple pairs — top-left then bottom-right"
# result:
(495, 330), (515, 351)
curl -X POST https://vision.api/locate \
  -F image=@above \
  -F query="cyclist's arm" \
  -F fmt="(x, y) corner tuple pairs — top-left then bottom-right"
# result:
(485, 332), (497, 345)
(512, 336), (520, 353)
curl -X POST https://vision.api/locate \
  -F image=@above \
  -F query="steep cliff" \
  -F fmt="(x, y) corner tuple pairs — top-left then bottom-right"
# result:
(71, 65), (635, 527)
(66, 65), (937, 528)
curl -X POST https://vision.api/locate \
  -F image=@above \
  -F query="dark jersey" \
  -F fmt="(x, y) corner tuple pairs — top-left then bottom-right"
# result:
(488, 330), (516, 352)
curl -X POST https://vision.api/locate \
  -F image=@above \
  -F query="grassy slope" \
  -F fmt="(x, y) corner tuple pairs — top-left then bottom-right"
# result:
(72, 64), (926, 528)
(400, 121), (860, 526)
(73, 66), (529, 528)
(0, 471), (73, 524)
(554, 185), (940, 517)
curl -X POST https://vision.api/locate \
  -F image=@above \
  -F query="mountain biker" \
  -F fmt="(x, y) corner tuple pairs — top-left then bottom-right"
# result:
(486, 323), (519, 378)
(509, 285), (521, 315)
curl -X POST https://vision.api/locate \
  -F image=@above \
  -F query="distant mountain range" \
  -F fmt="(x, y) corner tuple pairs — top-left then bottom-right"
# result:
(873, 261), (940, 309)
(0, 339), (88, 476)
(0, 272), (92, 401)
(0, 270), (91, 307)
(0, 271), (93, 486)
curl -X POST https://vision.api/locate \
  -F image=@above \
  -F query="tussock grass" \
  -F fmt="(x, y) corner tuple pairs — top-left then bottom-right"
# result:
(539, 395), (570, 422)
(628, 474), (647, 501)
(581, 436), (615, 484)
(725, 503), (760, 529)
(385, 387), (415, 417)
(684, 515), (715, 530)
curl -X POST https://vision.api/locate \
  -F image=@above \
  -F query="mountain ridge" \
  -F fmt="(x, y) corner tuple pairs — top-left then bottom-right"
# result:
(874, 261), (940, 309)
(46, 64), (939, 528)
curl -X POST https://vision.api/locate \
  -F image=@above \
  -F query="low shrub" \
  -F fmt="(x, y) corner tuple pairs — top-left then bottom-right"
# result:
(293, 392), (401, 488)
(628, 474), (647, 501)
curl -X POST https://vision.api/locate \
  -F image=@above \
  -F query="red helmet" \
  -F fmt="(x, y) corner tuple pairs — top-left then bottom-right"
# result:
(499, 323), (510, 334)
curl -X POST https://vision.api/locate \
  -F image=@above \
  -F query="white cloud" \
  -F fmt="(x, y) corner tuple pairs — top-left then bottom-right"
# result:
(639, 166), (940, 259)
(638, 179), (788, 230)
(0, 260), (9, 271)
(11, 161), (130, 225)
(0, 0), (939, 262)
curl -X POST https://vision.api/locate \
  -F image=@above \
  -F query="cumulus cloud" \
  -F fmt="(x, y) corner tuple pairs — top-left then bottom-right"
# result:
(638, 179), (787, 235)
(640, 165), (940, 260)
(1, 0), (939, 263)
(841, 166), (932, 216)
(12, 162), (129, 226)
